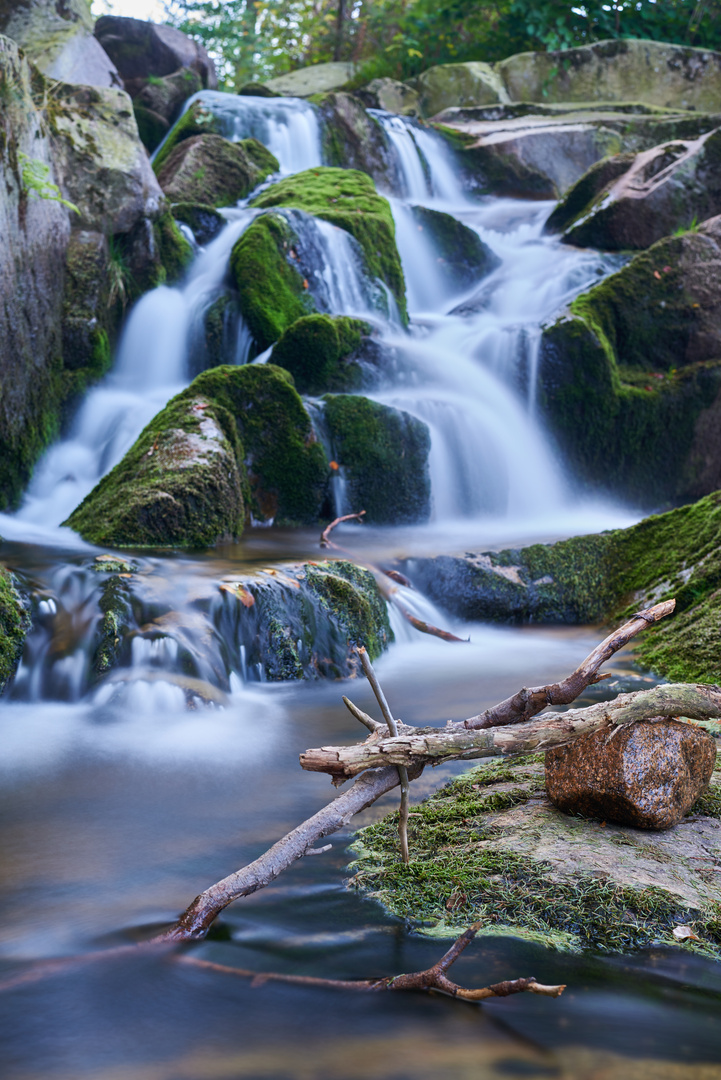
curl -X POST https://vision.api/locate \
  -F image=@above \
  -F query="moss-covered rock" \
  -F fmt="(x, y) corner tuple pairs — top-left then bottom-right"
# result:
(230, 211), (315, 353)
(311, 91), (400, 190)
(355, 78), (419, 117)
(65, 363), (331, 544)
(61, 230), (114, 399)
(413, 61), (507, 118)
(152, 98), (223, 174)
(550, 130), (721, 250)
(132, 67), (203, 150)
(251, 167), (406, 320)
(496, 38), (721, 112)
(323, 394), (430, 524)
(402, 488), (721, 685)
(156, 133), (278, 208)
(1, 0), (119, 88)
(263, 61), (357, 98)
(353, 755), (721, 955)
(0, 566), (30, 695)
(65, 393), (246, 548)
(409, 206), (499, 290)
(271, 315), (370, 394)
(537, 217), (721, 503)
(170, 201), (224, 244)
(152, 206), (194, 284)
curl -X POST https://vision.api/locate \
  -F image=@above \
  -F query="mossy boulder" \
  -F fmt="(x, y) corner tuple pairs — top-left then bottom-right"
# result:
(356, 78), (419, 117)
(94, 15), (216, 92)
(263, 61), (357, 98)
(412, 61), (507, 118)
(311, 91), (400, 190)
(496, 39), (721, 112)
(230, 211), (315, 353)
(401, 488), (721, 685)
(156, 133), (278, 208)
(65, 364), (330, 545)
(549, 130), (721, 250)
(323, 394), (430, 524)
(65, 393), (246, 548)
(537, 217), (721, 503)
(170, 201), (224, 244)
(131, 67), (203, 149)
(0, 566), (30, 695)
(152, 98), (224, 174)
(353, 754), (721, 955)
(61, 230), (114, 399)
(251, 167), (406, 321)
(271, 315), (371, 394)
(409, 206), (498, 290)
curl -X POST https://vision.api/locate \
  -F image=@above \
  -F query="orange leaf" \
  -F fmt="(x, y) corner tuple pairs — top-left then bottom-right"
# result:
(329, 460), (339, 471)
(653, 270), (662, 280)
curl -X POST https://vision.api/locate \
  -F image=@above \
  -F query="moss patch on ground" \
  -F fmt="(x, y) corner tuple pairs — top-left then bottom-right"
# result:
(251, 167), (406, 320)
(0, 567), (30, 694)
(324, 393), (431, 524)
(272, 314), (370, 394)
(352, 756), (721, 956)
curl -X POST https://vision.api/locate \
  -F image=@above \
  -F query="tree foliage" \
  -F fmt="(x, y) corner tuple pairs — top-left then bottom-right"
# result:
(164, 0), (721, 90)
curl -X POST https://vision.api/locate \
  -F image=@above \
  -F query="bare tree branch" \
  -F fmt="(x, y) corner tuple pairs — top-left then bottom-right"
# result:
(465, 600), (676, 729)
(320, 510), (366, 548)
(178, 921), (566, 1000)
(300, 682), (721, 780)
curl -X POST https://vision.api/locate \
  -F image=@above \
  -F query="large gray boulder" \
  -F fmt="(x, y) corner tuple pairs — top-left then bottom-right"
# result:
(0, 0), (120, 87)
(413, 61), (508, 117)
(264, 61), (356, 97)
(94, 15), (216, 89)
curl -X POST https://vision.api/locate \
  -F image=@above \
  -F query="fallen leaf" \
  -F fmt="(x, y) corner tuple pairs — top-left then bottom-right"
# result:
(329, 460), (339, 471)
(673, 925), (699, 942)
(446, 891), (467, 912)
(303, 278), (309, 289)
(653, 270), (662, 280)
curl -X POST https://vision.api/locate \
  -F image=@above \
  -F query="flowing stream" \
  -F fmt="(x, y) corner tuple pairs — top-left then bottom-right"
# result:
(1, 93), (718, 1080)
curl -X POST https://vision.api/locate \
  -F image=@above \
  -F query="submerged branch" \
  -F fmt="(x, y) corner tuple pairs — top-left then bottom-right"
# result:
(374, 572), (468, 643)
(179, 921), (566, 1000)
(320, 510), (366, 548)
(465, 600), (676, 729)
(300, 682), (721, 780)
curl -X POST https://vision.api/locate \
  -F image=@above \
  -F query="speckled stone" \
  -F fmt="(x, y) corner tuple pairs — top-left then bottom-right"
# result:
(545, 719), (716, 830)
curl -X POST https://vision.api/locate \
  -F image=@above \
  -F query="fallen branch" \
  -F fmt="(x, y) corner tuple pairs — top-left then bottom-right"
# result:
(179, 922), (565, 1000)
(320, 510), (366, 548)
(374, 571), (468, 644)
(300, 682), (721, 780)
(153, 762), (423, 942)
(465, 600), (675, 729)
(358, 646), (411, 863)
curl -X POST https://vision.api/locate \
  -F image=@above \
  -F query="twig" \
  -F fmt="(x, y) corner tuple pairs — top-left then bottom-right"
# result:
(300, 682), (721, 780)
(320, 510), (366, 548)
(464, 600), (676, 729)
(178, 922), (566, 1000)
(357, 647), (411, 863)
(375, 572), (468, 643)
(343, 695), (383, 733)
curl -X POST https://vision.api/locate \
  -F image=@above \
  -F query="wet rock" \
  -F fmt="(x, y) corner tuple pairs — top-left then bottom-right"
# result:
(356, 78), (419, 117)
(538, 215), (721, 503)
(171, 201), (224, 245)
(152, 98), (224, 174)
(0, 566), (30, 695)
(353, 754), (721, 954)
(401, 487), (721, 685)
(48, 82), (164, 234)
(0, 0), (120, 87)
(271, 315), (372, 394)
(132, 67), (202, 149)
(409, 205), (498, 290)
(156, 133), (278, 207)
(312, 91), (401, 191)
(264, 61), (357, 97)
(199, 293), (239, 371)
(61, 230), (114, 392)
(65, 363), (331, 544)
(251, 167), (406, 321)
(237, 82), (279, 98)
(496, 39), (721, 112)
(412, 61), (507, 118)
(323, 394), (431, 524)
(551, 130), (721, 250)
(545, 720), (716, 829)
(94, 15), (216, 90)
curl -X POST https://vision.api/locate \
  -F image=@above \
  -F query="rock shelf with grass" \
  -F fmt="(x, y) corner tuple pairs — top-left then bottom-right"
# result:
(351, 754), (721, 956)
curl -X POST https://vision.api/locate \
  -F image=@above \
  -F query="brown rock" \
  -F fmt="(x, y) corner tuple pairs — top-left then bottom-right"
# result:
(545, 719), (716, 830)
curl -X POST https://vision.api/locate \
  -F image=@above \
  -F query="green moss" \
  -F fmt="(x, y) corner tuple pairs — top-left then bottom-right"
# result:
(230, 212), (314, 352)
(545, 153), (636, 235)
(152, 99), (222, 174)
(323, 394), (430, 524)
(152, 208), (194, 285)
(304, 560), (393, 661)
(171, 201), (224, 245)
(240, 136), (279, 179)
(251, 167), (406, 320)
(352, 758), (721, 956)
(93, 573), (134, 676)
(271, 315), (369, 394)
(133, 103), (169, 153)
(192, 364), (329, 524)
(0, 567), (30, 694)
